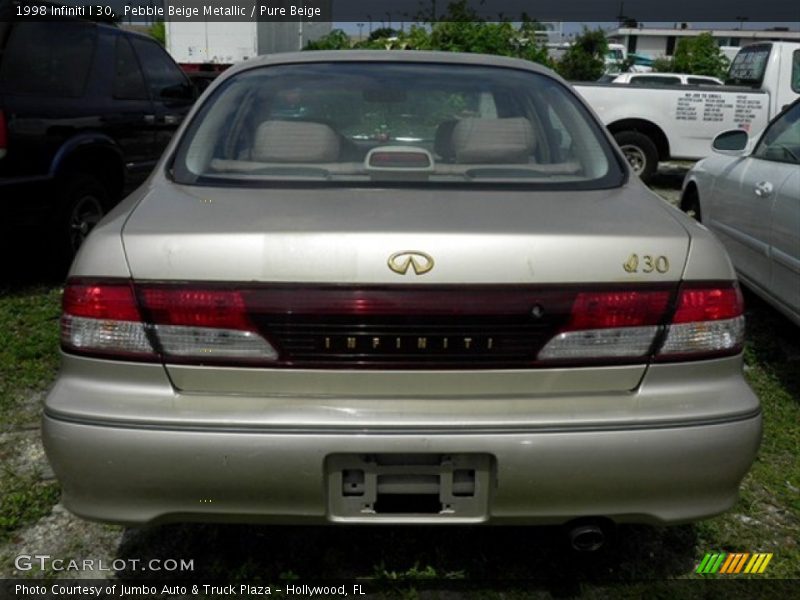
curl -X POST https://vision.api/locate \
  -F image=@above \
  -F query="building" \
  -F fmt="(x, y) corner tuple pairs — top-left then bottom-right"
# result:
(610, 26), (800, 59)
(165, 22), (333, 69)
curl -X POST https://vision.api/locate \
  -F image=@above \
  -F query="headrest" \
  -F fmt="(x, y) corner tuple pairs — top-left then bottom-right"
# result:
(451, 118), (536, 164)
(251, 120), (340, 163)
(434, 120), (458, 161)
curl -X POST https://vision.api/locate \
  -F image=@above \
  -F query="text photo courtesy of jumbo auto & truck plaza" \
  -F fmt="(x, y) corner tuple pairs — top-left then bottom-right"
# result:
(0, 0), (799, 597)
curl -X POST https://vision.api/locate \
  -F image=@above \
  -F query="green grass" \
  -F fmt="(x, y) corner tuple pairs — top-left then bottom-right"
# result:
(0, 467), (60, 543)
(0, 285), (62, 541)
(0, 286), (62, 429)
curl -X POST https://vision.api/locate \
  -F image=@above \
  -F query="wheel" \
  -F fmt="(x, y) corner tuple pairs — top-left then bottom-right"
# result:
(681, 187), (702, 222)
(614, 131), (659, 184)
(56, 174), (108, 258)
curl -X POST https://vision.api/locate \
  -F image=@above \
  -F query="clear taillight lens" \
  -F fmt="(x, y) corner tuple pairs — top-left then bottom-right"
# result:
(153, 325), (278, 360)
(538, 325), (661, 360)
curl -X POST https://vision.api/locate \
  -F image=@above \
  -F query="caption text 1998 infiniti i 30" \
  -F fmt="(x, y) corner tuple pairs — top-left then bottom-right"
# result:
(43, 52), (761, 539)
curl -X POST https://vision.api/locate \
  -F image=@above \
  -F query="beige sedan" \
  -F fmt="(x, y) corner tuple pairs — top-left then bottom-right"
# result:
(44, 51), (760, 551)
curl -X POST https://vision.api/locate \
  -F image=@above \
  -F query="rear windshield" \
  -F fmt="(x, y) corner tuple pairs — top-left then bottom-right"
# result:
(172, 62), (624, 189)
(727, 44), (771, 87)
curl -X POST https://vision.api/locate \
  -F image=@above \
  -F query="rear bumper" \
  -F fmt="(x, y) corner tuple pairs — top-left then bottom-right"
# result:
(43, 411), (761, 526)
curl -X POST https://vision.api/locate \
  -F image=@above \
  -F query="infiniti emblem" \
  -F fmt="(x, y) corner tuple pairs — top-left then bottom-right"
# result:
(387, 251), (435, 275)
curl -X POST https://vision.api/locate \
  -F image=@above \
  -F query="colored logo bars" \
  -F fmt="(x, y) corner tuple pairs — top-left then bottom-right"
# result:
(696, 552), (773, 575)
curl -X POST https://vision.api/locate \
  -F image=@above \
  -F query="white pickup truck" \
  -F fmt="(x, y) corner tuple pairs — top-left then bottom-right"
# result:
(575, 41), (800, 182)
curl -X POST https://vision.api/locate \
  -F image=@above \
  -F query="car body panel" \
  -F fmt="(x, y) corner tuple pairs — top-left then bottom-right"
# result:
(45, 353), (758, 430)
(770, 169), (800, 317)
(120, 182), (690, 285)
(705, 157), (793, 285)
(43, 412), (761, 526)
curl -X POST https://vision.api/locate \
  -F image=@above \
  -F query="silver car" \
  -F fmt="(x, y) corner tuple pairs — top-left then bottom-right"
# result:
(682, 98), (800, 326)
(44, 52), (760, 545)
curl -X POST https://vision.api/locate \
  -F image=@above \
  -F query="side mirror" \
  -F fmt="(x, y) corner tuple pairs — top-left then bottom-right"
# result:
(712, 129), (749, 156)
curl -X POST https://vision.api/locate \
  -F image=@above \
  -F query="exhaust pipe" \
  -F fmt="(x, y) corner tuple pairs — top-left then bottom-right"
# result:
(568, 523), (607, 552)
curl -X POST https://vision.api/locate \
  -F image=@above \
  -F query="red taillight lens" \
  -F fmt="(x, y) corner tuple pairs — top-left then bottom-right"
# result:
(565, 290), (671, 330)
(671, 285), (744, 323)
(62, 281), (141, 321)
(139, 288), (250, 329)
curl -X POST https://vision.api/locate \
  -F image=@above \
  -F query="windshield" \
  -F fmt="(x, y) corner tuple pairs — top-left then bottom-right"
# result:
(173, 62), (623, 188)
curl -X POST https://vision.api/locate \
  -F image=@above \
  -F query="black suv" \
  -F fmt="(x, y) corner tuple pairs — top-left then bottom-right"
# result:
(0, 8), (195, 258)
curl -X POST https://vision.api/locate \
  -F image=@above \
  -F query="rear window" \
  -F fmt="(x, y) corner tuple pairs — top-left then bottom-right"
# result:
(173, 62), (623, 189)
(0, 22), (96, 97)
(727, 44), (771, 86)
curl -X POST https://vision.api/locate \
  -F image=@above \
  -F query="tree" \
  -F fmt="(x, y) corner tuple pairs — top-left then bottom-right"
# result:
(651, 56), (675, 72)
(671, 33), (730, 79)
(148, 21), (165, 46)
(302, 0), (550, 66)
(304, 29), (352, 50)
(368, 27), (397, 41)
(555, 28), (608, 81)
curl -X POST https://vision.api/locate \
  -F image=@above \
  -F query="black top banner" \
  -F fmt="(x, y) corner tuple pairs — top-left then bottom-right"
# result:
(5, 0), (800, 22)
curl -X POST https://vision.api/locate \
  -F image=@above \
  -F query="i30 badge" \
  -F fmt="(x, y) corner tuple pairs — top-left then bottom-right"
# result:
(387, 251), (435, 275)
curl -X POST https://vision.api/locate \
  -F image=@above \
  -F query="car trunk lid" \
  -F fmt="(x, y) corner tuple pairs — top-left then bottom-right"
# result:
(118, 182), (691, 394)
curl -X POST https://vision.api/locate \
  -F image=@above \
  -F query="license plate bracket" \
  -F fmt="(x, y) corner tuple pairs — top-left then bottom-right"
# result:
(327, 453), (492, 521)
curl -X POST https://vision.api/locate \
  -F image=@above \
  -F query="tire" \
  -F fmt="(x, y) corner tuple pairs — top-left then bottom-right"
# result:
(614, 131), (659, 184)
(681, 187), (702, 222)
(56, 174), (108, 259)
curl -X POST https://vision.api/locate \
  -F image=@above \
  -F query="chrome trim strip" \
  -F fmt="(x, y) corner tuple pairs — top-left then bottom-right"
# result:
(772, 246), (800, 275)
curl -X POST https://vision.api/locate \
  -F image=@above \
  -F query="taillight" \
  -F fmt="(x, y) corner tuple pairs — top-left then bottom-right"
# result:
(61, 279), (744, 368)
(538, 290), (670, 361)
(670, 285), (743, 323)
(61, 280), (277, 363)
(0, 109), (7, 159)
(656, 283), (744, 360)
(138, 287), (277, 362)
(537, 282), (744, 363)
(61, 281), (155, 359)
